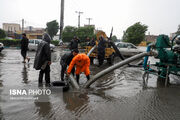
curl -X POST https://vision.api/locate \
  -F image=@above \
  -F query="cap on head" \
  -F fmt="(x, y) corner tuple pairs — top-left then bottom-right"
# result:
(72, 49), (79, 53)
(22, 33), (26, 36)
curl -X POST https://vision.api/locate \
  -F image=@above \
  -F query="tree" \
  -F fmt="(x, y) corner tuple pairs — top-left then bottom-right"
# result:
(176, 24), (180, 35)
(46, 20), (59, 39)
(75, 26), (95, 42)
(122, 22), (148, 45)
(62, 26), (95, 43)
(62, 26), (77, 42)
(0, 29), (6, 39)
(111, 35), (117, 42)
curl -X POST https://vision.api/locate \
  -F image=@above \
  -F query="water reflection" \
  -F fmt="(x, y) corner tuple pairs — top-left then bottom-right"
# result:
(34, 101), (52, 117)
(63, 92), (89, 117)
(34, 90), (52, 117)
(22, 64), (30, 83)
(0, 79), (4, 119)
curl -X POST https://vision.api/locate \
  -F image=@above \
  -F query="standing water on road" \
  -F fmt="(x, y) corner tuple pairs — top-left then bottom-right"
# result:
(0, 48), (180, 120)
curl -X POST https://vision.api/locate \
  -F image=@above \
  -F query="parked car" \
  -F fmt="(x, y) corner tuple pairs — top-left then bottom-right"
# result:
(59, 39), (63, 46)
(0, 43), (4, 52)
(115, 42), (143, 57)
(28, 39), (55, 51)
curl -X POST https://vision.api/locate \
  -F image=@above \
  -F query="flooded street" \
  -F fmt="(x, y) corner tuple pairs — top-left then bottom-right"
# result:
(0, 48), (180, 120)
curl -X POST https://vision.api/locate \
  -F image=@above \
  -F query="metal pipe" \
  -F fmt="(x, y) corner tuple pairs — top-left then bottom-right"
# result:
(84, 52), (152, 88)
(87, 45), (97, 57)
(69, 74), (80, 89)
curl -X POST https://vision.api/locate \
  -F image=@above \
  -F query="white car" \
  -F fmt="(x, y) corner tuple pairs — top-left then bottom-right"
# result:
(115, 42), (143, 57)
(0, 42), (4, 52)
(28, 39), (55, 51)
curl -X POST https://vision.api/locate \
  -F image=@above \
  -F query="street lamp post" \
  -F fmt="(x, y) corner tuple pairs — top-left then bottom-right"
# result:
(86, 18), (92, 25)
(75, 11), (83, 28)
(59, 0), (64, 40)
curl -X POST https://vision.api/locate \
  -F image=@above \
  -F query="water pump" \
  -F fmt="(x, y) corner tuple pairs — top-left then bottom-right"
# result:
(143, 34), (180, 84)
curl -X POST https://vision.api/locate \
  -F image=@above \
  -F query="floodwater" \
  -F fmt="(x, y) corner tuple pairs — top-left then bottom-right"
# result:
(0, 47), (180, 120)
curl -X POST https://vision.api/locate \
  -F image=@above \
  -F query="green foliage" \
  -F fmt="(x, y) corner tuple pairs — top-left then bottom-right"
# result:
(176, 25), (180, 35)
(46, 20), (59, 39)
(0, 29), (6, 39)
(122, 22), (148, 45)
(111, 35), (117, 42)
(62, 26), (77, 42)
(147, 41), (152, 45)
(0, 39), (21, 47)
(80, 42), (88, 48)
(62, 26), (95, 43)
(51, 40), (59, 46)
(75, 26), (95, 42)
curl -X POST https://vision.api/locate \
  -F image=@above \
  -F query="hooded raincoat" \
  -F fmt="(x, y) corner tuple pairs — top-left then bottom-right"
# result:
(34, 33), (51, 70)
(67, 53), (90, 76)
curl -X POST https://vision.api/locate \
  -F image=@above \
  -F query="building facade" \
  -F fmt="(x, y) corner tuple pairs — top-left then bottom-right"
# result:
(3, 23), (21, 32)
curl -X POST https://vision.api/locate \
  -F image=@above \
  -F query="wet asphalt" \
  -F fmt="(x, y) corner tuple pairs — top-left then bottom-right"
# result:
(0, 47), (180, 120)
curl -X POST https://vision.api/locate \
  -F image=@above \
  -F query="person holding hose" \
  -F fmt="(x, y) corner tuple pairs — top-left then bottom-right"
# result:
(60, 49), (79, 81)
(67, 53), (90, 84)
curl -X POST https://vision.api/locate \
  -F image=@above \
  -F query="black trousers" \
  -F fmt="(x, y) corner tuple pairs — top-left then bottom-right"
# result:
(21, 49), (27, 60)
(61, 66), (75, 81)
(98, 51), (105, 66)
(38, 65), (50, 84)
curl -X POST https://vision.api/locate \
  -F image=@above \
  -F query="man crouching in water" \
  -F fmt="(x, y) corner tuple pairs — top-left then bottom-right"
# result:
(34, 33), (51, 87)
(67, 53), (90, 84)
(60, 49), (79, 81)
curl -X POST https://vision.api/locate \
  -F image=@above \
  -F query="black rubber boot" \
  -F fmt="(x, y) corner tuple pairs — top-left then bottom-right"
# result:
(86, 75), (90, 80)
(38, 70), (44, 84)
(76, 74), (80, 84)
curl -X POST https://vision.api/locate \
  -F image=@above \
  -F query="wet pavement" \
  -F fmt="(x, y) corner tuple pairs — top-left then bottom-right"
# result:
(0, 48), (180, 120)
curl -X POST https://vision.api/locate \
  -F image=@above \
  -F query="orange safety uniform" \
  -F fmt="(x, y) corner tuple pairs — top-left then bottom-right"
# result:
(67, 53), (90, 76)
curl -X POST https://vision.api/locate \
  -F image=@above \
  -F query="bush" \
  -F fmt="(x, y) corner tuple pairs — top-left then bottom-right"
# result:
(0, 29), (6, 39)
(51, 40), (59, 46)
(0, 39), (21, 47)
(147, 41), (152, 45)
(80, 42), (88, 48)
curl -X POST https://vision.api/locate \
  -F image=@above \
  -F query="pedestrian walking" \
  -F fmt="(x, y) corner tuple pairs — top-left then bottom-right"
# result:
(20, 33), (30, 63)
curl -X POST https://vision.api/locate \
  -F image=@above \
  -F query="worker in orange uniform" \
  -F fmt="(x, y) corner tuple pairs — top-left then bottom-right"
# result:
(67, 53), (90, 84)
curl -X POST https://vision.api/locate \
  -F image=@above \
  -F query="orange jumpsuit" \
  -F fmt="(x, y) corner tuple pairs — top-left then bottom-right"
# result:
(67, 53), (90, 76)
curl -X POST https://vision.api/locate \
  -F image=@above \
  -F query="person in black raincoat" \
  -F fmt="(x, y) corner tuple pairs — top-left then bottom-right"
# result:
(60, 49), (79, 81)
(97, 36), (107, 66)
(69, 36), (80, 50)
(88, 38), (96, 46)
(34, 33), (51, 86)
(21, 33), (30, 63)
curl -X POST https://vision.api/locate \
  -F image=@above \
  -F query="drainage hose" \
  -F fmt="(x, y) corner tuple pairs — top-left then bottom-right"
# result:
(84, 52), (151, 88)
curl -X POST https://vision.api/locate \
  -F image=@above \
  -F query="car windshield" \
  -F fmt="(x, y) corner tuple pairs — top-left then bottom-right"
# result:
(117, 43), (137, 49)
(35, 40), (40, 44)
(29, 40), (34, 43)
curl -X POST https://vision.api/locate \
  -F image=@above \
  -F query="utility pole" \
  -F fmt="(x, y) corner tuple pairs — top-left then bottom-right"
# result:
(86, 18), (92, 25)
(59, 0), (64, 40)
(75, 11), (83, 28)
(22, 19), (24, 34)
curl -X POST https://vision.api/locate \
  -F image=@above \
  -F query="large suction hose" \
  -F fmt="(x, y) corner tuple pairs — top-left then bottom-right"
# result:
(69, 74), (80, 89)
(87, 45), (97, 57)
(84, 52), (152, 88)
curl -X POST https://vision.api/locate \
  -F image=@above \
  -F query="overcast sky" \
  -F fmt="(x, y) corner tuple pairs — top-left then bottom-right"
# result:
(0, 0), (180, 38)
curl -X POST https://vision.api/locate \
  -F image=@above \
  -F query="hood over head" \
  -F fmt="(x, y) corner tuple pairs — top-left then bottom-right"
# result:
(42, 33), (51, 44)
